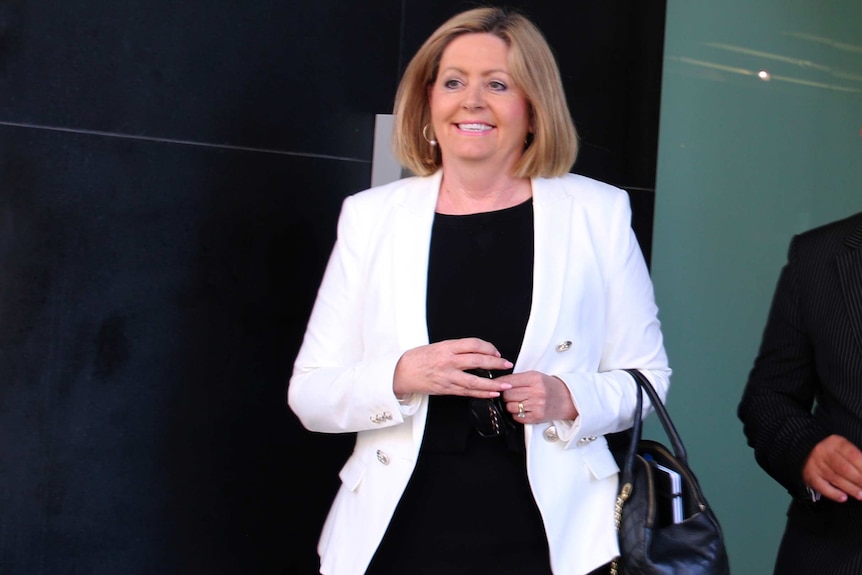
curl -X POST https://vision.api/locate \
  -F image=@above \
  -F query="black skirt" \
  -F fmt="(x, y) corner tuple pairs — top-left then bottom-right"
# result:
(364, 418), (552, 575)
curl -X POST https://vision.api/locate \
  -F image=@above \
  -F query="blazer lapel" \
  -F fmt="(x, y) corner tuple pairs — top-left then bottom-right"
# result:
(516, 177), (572, 370)
(392, 172), (442, 351)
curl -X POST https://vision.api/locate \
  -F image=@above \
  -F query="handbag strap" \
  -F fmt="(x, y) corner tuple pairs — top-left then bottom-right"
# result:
(612, 371), (724, 575)
(620, 369), (688, 486)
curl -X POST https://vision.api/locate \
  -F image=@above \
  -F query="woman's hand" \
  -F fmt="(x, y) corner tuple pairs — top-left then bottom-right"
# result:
(393, 338), (513, 398)
(499, 372), (578, 424)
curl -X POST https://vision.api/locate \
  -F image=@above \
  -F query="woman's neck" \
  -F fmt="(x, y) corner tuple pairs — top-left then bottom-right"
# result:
(436, 169), (532, 215)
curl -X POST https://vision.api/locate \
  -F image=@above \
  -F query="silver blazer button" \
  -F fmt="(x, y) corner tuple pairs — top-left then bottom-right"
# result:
(376, 450), (390, 465)
(369, 412), (394, 424)
(543, 426), (559, 442)
(555, 341), (572, 352)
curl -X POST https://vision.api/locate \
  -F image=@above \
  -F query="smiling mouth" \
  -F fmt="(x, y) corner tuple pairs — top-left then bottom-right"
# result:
(457, 123), (493, 132)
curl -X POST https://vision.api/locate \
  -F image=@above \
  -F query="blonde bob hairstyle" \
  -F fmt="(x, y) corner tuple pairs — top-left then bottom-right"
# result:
(392, 7), (578, 179)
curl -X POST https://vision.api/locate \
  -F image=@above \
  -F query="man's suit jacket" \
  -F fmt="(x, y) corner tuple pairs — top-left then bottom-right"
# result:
(739, 211), (862, 572)
(289, 171), (670, 575)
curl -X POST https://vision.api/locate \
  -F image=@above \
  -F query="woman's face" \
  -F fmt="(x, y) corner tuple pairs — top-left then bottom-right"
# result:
(428, 33), (532, 173)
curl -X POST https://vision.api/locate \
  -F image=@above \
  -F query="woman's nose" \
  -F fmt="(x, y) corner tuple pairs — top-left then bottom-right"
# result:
(462, 87), (484, 110)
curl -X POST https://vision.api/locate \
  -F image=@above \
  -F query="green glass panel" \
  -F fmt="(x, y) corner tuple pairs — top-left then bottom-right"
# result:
(652, 1), (862, 573)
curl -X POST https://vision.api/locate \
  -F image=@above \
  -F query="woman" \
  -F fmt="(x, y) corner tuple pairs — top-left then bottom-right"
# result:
(288, 7), (670, 575)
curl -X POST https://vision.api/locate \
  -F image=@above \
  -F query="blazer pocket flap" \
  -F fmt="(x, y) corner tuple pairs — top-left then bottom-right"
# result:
(338, 454), (366, 491)
(584, 447), (620, 480)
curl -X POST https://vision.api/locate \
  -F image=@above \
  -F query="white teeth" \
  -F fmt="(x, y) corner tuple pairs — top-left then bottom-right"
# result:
(458, 123), (492, 132)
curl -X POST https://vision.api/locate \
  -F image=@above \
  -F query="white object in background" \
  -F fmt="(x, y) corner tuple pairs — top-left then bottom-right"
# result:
(371, 114), (406, 187)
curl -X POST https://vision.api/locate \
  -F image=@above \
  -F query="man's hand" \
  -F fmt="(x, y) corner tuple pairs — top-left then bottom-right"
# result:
(802, 434), (862, 503)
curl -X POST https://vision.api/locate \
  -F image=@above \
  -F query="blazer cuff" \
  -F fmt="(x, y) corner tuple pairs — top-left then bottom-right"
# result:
(396, 393), (421, 416)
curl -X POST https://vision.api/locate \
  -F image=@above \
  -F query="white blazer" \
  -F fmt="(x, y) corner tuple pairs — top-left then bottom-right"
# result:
(288, 171), (670, 575)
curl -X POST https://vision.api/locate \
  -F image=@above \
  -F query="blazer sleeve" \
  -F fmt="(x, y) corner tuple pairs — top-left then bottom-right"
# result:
(737, 237), (831, 498)
(554, 185), (671, 442)
(287, 193), (408, 433)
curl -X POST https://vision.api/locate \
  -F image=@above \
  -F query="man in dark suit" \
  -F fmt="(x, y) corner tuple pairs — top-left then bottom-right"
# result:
(739, 211), (862, 574)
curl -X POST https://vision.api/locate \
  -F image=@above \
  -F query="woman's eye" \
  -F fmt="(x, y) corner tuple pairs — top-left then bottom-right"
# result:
(443, 79), (462, 89)
(489, 80), (507, 91)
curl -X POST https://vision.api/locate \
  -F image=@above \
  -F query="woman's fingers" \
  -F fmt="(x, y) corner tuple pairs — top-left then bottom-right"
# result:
(500, 371), (577, 423)
(393, 338), (513, 397)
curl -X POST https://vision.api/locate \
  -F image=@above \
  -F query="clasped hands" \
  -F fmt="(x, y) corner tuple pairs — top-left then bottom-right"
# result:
(393, 337), (578, 423)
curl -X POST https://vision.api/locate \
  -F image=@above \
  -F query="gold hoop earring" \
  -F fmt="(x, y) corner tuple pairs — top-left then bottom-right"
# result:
(422, 124), (437, 146)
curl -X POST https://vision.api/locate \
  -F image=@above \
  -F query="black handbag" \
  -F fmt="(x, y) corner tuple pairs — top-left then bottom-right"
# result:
(608, 368), (730, 575)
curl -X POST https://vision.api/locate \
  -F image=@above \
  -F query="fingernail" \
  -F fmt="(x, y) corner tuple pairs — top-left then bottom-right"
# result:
(503, 360), (513, 368)
(489, 391), (500, 398)
(500, 383), (512, 390)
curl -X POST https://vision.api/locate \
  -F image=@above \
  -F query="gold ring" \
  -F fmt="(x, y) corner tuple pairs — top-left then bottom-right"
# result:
(518, 402), (525, 418)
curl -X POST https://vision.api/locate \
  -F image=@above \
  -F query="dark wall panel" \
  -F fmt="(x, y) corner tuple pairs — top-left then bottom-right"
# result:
(0, 1), (401, 159)
(0, 124), (359, 573)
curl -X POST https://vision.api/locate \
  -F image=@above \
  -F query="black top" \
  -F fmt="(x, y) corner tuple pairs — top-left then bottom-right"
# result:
(422, 198), (534, 453)
(366, 199), (552, 575)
